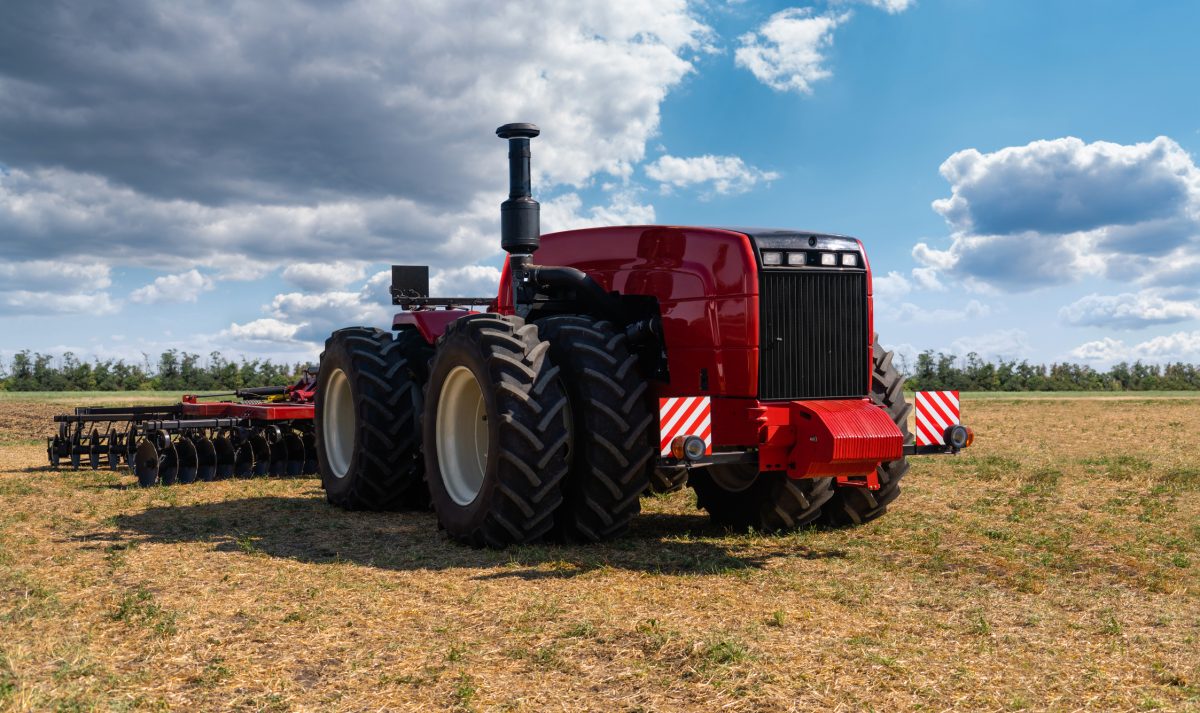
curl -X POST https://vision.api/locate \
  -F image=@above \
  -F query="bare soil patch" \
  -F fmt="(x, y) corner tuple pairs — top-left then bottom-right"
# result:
(1, 398), (1197, 711)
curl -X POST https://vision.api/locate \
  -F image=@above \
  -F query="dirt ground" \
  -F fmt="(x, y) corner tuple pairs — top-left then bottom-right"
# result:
(1, 397), (1197, 712)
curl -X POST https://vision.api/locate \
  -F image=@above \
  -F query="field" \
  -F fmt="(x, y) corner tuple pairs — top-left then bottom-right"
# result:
(1, 396), (1197, 711)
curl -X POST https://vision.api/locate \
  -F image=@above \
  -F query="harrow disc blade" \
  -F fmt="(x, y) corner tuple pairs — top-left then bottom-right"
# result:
(69, 427), (81, 469)
(133, 439), (160, 487)
(158, 440), (179, 486)
(105, 428), (120, 470)
(87, 428), (103, 469)
(283, 432), (304, 477)
(48, 436), (62, 468)
(234, 440), (255, 478)
(301, 432), (317, 475)
(194, 437), (218, 482)
(267, 431), (287, 477)
(124, 424), (138, 466)
(174, 436), (199, 484)
(249, 433), (271, 477)
(213, 435), (236, 479)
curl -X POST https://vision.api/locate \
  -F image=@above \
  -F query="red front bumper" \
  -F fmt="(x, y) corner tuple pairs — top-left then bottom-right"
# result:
(711, 398), (903, 481)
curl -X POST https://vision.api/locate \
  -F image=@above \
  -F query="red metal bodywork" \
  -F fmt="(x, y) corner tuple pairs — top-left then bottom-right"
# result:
(428, 224), (896, 481)
(180, 401), (314, 421)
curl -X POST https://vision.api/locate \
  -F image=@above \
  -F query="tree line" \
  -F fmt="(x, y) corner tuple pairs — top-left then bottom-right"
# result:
(0, 350), (308, 392)
(1, 348), (1197, 393)
(903, 351), (1200, 392)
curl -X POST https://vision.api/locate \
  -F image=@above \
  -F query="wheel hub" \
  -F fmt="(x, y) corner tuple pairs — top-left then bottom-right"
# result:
(323, 367), (355, 479)
(436, 366), (489, 506)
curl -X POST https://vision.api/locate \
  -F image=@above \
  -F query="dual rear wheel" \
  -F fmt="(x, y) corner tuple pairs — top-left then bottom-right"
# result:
(316, 319), (910, 545)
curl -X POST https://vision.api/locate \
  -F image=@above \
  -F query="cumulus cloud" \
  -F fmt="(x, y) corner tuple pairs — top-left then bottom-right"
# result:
(129, 269), (214, 304)
(871, 270), (911, 299)
(0, 291), (119, 316)
(540, 191), (656, 232)
(850, 0), (915, 12)
(1059, 291), (1200, 330)
(0, 259), (116, 316)
(1070, 330), (1200, 365)
(0, 2), (711, 204)
(645, 154), (779, 195)
(430, 266), (503, 298)
(949, 329), (1031, 362)
(0, 1), (713, 283)
(735, 9), (849, 94)
(281, 262), (367, 292)
(916, 136), (1200, 291)
(223, 318), (301, 344)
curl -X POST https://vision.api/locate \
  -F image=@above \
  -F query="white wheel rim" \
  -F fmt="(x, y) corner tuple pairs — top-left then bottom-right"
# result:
(436, 366), (488, 506)
(323, 367), (354, 479)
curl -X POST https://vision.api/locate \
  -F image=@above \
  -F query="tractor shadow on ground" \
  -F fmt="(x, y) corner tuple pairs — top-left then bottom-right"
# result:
(98, 495), (847, 576)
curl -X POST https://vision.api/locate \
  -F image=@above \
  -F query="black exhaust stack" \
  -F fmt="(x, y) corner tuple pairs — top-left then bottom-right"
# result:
(496, 122), (541, 260)
(496, 122), (622, 321)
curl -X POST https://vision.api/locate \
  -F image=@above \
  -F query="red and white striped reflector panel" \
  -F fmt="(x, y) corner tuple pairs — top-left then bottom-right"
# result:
(658, 397), (712, 456)
(915, 391), (960, 446)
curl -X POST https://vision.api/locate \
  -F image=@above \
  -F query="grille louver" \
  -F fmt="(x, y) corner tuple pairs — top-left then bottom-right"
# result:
(759, 271), (869, 400)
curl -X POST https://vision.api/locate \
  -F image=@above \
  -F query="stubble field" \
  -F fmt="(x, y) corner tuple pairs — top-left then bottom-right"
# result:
(0, 396), (1197, 711)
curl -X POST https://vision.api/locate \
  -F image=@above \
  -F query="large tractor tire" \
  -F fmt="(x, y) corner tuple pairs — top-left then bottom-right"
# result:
(536, 315), (654, 542)
(315, 327), (432, 511)
(690, 465), (834, 532)
(423, 315), (570, 548)
(822, 336), (912, 526)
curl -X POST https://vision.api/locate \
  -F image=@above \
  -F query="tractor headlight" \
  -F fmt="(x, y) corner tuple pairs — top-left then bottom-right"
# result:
(820, 252), (837, 266)
(787, 252), (807, 266)
(762, 251), (783, 266)
(841, 253), (858, 267)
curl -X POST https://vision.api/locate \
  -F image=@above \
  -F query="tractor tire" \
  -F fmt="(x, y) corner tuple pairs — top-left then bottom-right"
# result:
(536, 315), (654, 542)
(648, 466), (688, 494)
(690, 465), (834, 532)
(423, 314), (570, 548)
(315, 327), (432, 511)
(821, 336), (912, 526)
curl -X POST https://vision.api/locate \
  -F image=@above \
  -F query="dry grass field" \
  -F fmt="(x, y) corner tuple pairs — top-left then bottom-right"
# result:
(1, 396), (1197, 711)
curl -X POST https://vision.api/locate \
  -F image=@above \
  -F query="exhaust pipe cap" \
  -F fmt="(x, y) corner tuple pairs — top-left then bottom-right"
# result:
(497, 123), (540, 139)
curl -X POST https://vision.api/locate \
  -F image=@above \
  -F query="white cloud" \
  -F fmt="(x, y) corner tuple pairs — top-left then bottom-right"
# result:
(872, 270), (911, 299)
(735, 9), (849, 94)
(0, 260), (111, 292)
(876, 298), (991, 325)
(429, 265), (503, 298)
(848, 0), (915, 12)
(1059, 291), (1200, 330)
(0, 291), (119, 316)
(918, 136), (1200, 291)
(0, 1), (714, 294)
(128, 269), (214, 304)
(0, 259), (116, 316)
(950, 329), (1031, 361)
(645, 154), (779, 196)
(540, 191), (656, 232)
(1070, 330), (1200, 365)
(223, 318), (301, 344)
(910, 266), (945, 291)
(282, 262), (367, 292)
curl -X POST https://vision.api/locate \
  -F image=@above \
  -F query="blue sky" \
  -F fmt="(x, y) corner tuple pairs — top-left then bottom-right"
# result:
(2, 0), (1198, 371)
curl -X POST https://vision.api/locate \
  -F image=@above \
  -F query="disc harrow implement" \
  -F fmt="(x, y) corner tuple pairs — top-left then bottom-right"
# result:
(46, 375), (319, 488)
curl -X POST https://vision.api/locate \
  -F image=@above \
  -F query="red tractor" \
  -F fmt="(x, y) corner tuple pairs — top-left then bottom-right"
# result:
(315, 123), (972, 547)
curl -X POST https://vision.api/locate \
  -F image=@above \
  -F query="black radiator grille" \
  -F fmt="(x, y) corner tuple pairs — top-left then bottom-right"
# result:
(759, 270), (869, 400)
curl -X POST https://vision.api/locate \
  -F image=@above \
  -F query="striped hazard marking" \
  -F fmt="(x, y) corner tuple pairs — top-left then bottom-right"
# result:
(915, 391), (960, 446)
(658, 396), (712, 456)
